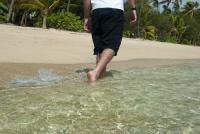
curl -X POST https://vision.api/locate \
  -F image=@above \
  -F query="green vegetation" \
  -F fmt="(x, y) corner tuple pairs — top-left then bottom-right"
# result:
(0, 0), (199, 45)
(34, 11), (83, 31)
(0, 2), (8, 21)
(21, 0), (60, 28)
(123, 0), (200, 45)
(48, 12), (83, 31)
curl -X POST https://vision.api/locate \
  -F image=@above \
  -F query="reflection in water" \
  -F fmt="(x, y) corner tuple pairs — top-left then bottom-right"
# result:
(0, 62), (200, 133)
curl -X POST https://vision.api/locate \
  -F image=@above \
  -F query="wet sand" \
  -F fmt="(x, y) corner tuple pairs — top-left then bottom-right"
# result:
(0, 24), (200, 86)
(1, 59), (199, 87)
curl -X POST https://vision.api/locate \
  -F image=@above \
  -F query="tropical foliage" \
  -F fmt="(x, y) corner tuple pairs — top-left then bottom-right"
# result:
(34, 11), (83, 31)
(0, 2), (8, 21)
(21, 0), (60, 28)
(0, 0), (199, 45)
(123, 0), (200, 45)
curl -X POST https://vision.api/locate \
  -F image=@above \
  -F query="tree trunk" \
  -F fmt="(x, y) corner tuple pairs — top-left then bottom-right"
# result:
(24, 13), (27, 26)
(11, 11), (15, 23)
(137, 1), (143, 37)
(67, 0), (71, 12)
(42, 9), (48, 29)
(20, 11), (26, 26)
(42, 15), (47, 29)
(6, 0), (15, 23)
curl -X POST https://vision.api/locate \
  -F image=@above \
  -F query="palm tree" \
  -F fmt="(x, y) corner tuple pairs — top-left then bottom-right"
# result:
(137, 0), (152, 37)
(173, 1), (180, 14)
(169, 15), (186, 42)
(65, 0), (82, 14)
(22, 0), (59, 28)
(67, 0), (70, 12)
(162, 5), (171, 14)
(160, 0), (182, 7)
(6, 0), (15, 22)
(151, 0), (159, 11)
(18, 0), (29, 26)
(160, 0), (182, 14)
(11, 0), (27, 23)
(182, 1), (199, 18)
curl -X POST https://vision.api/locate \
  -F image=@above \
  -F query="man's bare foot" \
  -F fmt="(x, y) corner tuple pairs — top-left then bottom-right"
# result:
(87, 70), (98, 82)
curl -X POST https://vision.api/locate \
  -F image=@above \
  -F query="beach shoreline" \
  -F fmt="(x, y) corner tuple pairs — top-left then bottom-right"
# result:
(1, 59), (199, 86)
(0, 24), (200, 86)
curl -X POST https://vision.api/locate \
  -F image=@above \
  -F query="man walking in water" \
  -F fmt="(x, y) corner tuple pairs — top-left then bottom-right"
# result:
(84, 0), (137, 82)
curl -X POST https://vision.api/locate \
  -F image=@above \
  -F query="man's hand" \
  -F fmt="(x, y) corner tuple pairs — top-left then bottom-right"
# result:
(83, 0), (91, 32)
(130, 10), (137, 26)
(84, 18), (91, 33)
(128, 0), (137, 28)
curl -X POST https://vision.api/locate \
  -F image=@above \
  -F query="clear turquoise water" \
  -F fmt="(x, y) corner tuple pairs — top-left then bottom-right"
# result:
(0, 62), (200, 133)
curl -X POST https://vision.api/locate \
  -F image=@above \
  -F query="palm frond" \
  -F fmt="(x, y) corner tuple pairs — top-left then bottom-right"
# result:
(33, 0), (45, 8)
(20, 3), (41, 10)
(49, 0), (59, 11)
(39, 0), (54, 7)
(0, 2), (8, 11)
(159, 0), (169, 5)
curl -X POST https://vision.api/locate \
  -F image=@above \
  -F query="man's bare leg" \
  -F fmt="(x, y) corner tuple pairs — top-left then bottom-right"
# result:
(87, 48), (114, 82)
(96, 54), (106, 78)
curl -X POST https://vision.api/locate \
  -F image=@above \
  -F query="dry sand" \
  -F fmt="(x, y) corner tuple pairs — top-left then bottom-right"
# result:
(1, 24), (200, 64)
(0, 24), (200, 86)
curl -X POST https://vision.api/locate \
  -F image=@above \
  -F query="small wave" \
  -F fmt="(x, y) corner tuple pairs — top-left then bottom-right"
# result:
(9, 69), (64, 87)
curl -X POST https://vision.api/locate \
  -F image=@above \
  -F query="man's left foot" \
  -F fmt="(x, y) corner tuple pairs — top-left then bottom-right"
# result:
(87, 71), (98, 82)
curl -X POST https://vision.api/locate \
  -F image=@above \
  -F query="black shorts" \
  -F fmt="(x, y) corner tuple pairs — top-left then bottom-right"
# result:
(91, 8), (124, 56)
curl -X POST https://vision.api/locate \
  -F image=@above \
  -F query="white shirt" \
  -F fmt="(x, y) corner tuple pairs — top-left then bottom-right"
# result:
(91, 0), (124, 11)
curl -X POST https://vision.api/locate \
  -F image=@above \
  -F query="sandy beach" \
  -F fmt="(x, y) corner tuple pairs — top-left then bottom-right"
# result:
(0, 24), (200, 85)
(1, 24), (200, 64)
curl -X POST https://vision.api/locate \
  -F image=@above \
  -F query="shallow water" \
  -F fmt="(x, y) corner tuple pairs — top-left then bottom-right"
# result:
(0, 62), (200, 133)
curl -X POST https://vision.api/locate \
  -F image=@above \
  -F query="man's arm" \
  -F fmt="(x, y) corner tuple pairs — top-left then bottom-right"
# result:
(128, 0), (136, 8)
(128, 0), (137, 24)
(83, 0), (91, 32)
